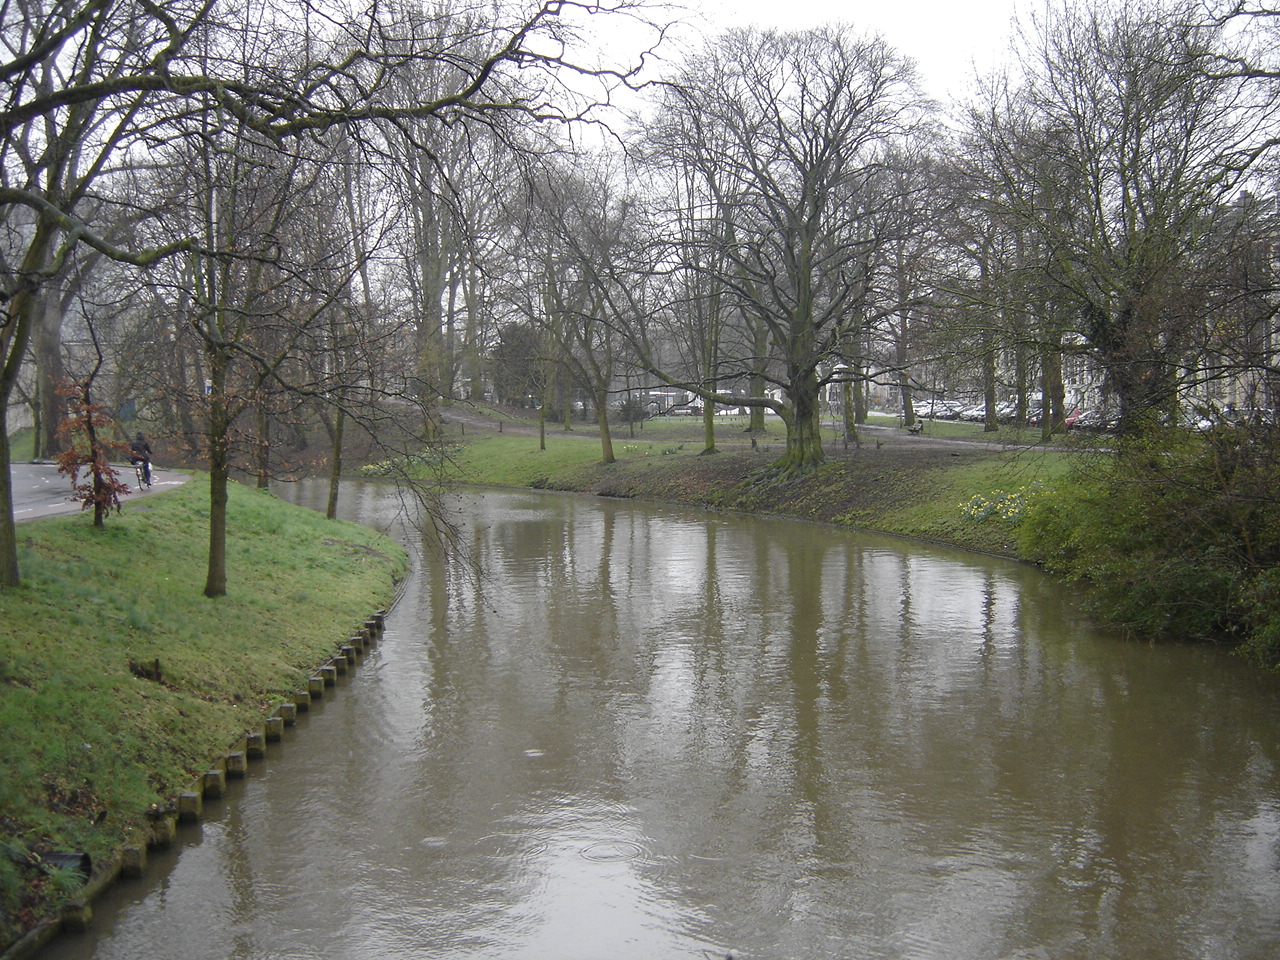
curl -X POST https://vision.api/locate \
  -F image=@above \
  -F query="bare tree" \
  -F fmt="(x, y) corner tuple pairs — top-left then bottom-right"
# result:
(640, 25), (924, 478)
(965, 0), (1273, 436)
(0, 0), (668, 589)
(513, 155), (643, 464)
(642, 87), (753, 452)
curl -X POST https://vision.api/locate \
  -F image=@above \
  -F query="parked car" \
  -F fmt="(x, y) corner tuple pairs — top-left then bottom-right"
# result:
(914, 399), (963, 420)
(995, 399), (1020, 422)
(1072, 410), (1115, 432)
(911, 400), (946, 419)
(1028, 407), (1083, 428)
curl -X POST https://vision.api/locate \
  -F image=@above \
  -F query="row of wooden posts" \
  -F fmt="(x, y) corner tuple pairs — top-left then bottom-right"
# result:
(35, 611), (388, 952)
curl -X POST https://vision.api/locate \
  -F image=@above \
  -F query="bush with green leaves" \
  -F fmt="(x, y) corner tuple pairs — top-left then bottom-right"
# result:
(1018, 424), (1280, 665)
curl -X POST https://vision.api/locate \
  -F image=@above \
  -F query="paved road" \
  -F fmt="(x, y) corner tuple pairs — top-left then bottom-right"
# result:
(11, 461), (188, 523)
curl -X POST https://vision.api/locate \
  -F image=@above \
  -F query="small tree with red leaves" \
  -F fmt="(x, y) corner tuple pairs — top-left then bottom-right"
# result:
(53, 379), (133, 527)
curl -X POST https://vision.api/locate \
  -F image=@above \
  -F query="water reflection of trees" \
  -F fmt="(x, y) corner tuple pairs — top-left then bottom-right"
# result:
(360, 486), (1280, 958)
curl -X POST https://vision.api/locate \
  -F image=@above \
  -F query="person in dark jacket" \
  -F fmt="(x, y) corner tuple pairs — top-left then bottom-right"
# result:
(129, 433), (153, 485)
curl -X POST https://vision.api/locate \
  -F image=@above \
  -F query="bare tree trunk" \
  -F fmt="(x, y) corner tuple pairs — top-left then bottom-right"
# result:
(898, 338), (915, 431)
(747, 318), (768, 433)
(1041, 343), (1066, 439)
(842, 379), (859, 446)
(326, 404), (345, 520)
(855, 334), (870, 424)
(255, 399), (271, 489)
(0, 420), (17, 588)
(561, 367), (573, 433)
(0, 216), (56, 587)
(1013, 339), (1030, 426)
(594, 389), (615, 464)
(774, 369), (824, 478)
(982, 334), (999, 433)
(34, 290), (66, 459)
(204, 344), (231, 598)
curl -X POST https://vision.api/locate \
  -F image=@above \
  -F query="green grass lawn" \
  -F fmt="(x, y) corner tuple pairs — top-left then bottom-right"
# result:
(448, 428), (774, 487)
(7, 427), (34, 461)
(866, 447), (1077, 554)
(448, 433), (610, 486)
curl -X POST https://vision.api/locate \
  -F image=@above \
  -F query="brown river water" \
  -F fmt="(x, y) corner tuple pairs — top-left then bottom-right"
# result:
(38, 482), (1280, 959)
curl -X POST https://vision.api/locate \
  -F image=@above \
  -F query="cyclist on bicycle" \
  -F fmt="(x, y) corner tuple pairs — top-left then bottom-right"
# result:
(129, 433), (153, 486)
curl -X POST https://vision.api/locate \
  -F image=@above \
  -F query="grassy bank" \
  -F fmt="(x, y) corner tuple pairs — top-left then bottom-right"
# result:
(448, 424), (1075, 558)
(0, 476), (406, 948)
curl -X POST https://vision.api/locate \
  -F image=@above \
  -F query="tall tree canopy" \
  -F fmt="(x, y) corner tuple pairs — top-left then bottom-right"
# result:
(0, 0), (663, 590)
(643, 25), (923, 476)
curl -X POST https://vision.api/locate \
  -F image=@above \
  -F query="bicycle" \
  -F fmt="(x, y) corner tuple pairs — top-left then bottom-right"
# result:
(132, 459), (152, 490)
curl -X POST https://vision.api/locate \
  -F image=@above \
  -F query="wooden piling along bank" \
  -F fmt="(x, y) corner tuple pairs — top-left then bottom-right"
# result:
(2, 612), (388, 960)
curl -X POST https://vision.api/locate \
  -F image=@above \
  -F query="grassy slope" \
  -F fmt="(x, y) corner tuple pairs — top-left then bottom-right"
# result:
(448, 421), (1076, 558)
(0, 475), (406, 945)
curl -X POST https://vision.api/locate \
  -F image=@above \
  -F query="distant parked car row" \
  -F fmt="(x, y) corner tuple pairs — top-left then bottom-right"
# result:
(1176, 406), (1278, 431)
(910, 399), (966, 420)
(911, 398), (1113, 431)
(911, 399), (1021, 422)
(906, 399), (1280, 434)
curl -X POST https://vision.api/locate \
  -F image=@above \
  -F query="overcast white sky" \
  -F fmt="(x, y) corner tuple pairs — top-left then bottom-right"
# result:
(682, 0), (1026, 100)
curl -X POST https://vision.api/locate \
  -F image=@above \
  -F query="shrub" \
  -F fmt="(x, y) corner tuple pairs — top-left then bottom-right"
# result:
(1240, 569), (1280, 666)
(1019, 425), (1280, 659)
